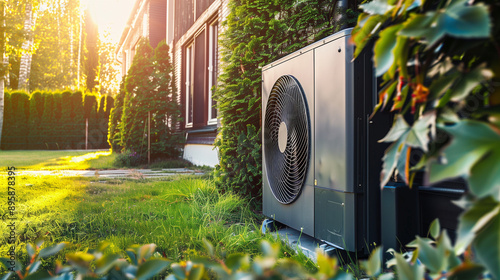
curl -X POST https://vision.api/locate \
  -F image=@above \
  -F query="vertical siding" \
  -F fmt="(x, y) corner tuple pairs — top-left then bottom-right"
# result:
(172, 0), (227, 129)
(174, 0), (194, 41)
(149, 0), (167, 48)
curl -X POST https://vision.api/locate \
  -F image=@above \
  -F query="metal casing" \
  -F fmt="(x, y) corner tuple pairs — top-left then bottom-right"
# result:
(262, 28), (383, 253)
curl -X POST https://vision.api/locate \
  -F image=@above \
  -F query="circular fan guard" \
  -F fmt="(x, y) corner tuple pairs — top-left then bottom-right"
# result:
(264, 75), (310, 205)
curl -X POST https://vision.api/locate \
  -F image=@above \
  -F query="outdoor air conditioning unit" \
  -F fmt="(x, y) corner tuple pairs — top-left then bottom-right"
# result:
(262, 28), (389, 253)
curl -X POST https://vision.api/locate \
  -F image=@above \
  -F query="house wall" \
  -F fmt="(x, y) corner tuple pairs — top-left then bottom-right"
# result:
(171, 0), (229, 167)
(117, 0), (166, 76)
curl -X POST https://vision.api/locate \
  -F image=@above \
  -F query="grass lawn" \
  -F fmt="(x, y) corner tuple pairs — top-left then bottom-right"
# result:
(0, 174), (315, 273)
(0, 150), (195, 170)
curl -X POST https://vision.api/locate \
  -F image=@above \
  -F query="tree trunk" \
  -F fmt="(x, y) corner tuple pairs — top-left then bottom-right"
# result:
(18, 3), (35, 90)
(0, 2), (5, 148)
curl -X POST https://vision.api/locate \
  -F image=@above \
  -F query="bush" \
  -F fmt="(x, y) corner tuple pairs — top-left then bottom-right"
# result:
(113, 149), (146, 167)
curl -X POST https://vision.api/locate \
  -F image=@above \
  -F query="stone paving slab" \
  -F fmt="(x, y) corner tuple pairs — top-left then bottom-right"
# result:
(4, 168), (204, 178)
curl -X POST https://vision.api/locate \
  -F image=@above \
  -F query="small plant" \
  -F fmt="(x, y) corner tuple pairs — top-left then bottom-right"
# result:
(114, 150), (146, 167)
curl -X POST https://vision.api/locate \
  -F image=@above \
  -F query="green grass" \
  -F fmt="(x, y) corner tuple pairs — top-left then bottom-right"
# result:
(0, 150), (195, 170)
(0, 175), (316, 273)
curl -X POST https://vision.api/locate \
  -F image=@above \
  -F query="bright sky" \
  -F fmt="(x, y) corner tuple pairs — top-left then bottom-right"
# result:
(82, 0), (137, 43)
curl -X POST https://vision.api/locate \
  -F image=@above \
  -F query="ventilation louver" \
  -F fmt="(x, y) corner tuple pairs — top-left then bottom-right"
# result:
(264, 75), (310, 205)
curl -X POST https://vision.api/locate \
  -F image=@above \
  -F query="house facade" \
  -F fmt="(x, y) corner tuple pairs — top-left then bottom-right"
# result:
(116, 0), (166, 74)
(117, 0), (228, 167)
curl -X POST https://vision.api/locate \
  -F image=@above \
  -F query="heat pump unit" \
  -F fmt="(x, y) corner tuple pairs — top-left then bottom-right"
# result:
(262, 28), (389, 253)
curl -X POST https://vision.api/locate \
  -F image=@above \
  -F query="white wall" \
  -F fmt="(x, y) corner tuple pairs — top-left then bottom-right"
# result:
(183, 144), (219, 167)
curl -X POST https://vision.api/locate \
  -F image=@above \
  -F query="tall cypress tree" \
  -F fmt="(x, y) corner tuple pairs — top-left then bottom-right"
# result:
(150, 40), (182, 158)
(121, 38), (154, 155)
(108, 78), (125, 152)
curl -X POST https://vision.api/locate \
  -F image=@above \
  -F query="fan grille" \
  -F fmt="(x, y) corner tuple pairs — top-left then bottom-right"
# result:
(264, 75), (310, 205)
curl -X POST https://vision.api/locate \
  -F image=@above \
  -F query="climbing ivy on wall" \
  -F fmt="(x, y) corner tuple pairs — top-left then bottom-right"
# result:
(214, 0), (358, 198)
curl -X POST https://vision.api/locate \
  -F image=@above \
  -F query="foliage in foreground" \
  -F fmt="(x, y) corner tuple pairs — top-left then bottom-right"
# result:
(0, 219), (493, 280)
(352, 0), (500, 278)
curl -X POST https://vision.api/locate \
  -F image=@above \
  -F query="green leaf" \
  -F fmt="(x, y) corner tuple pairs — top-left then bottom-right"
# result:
(473, 212), (500, 280)
(360, 246), (382, 276)
(28, 261), (41, 274)
(225, 253), (248, 271)
(38, 242), (69, 258)
(187, 265), (204, 280)
(399, 1), (490, 46)
(429, 71), (459, 101)
(405, 112), (436, 152)
(352, 15), (386, 58)
(125, 249), (137, 266)
(450, 65), (493, 102)
(441, 1), (491, 39)
(23, 271), (52, 280)
(27, 244), (36, 259)
(136, 259), (171, 280)
(448, 263), (485, 280)
(0, 272), (12, 280)
(455, 197), (500, 254)
(316, 249), (337, 277)
(394, 253), (424, 280)
(430, 120), (500, 185)
(429, 219), (440, 239)
(469, 149), (500, 200)
(202, 239), (214, 257)
(95, 254), (121, 275)
(374, 25), (402, 77)
(381, 139), (406, 187)
(171, 263), (186, 279)
(360, 0), (394, 15)
(379, 116), (410, 143)
(416, 237), (443, 274)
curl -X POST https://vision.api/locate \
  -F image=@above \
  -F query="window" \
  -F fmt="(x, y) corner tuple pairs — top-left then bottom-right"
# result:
(185, 43), (194, 127)
(207, 22), (218, 124)
(183, 21), (218, 128)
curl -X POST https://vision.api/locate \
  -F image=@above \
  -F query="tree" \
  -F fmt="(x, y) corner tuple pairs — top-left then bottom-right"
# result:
(98, 31), (120, 96)
(29, 0), (81, 91)
(83, 8), (99, 92)
(120, 38), (154, 154)
(352, 0), (500, 277)
(108, 78), (125, 152)
(113, 39), (182, 160)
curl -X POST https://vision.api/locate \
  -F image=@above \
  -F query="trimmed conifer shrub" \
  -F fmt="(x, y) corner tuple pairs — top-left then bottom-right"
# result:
(41, 92), (56, 149)
(52, 92), (63, 149)
(83, 93), (98, 149)
(71, 91), (85, 149)
(60, 90), (73, 149)
(28, 91), (45, 149)
(1, 91), (12, 149)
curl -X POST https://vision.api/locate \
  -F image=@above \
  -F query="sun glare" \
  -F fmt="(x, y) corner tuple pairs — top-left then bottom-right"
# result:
(81, 0), (136, 42)
(69, 151), (112, 163)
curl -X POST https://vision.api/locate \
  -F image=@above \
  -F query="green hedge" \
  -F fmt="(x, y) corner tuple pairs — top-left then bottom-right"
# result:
(214, 0), (358, 198)
(1, 90), (114, 150)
